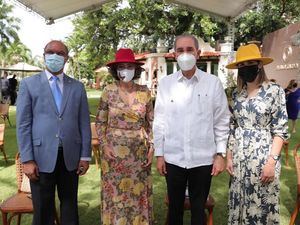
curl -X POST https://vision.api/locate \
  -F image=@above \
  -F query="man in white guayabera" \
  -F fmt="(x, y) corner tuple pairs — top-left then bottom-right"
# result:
(153, 34), (230, 225)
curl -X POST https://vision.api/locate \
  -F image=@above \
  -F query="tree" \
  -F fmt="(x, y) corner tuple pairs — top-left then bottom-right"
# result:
(234, 0), (300, 48)
(0, 0), (20, 67)
(6, 41), (32, 64)
(67, 0), (226, 78)
(67, 0), (300, 79)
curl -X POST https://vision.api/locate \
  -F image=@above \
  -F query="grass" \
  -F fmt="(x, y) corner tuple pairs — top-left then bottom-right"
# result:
(0, 88), (299, 225)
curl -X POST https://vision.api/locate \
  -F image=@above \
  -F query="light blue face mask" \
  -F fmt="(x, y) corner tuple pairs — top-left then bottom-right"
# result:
(45, 54), (65, 73)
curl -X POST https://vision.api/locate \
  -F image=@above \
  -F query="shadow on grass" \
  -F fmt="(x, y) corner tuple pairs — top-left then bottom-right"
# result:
(0, 158), (14, 167)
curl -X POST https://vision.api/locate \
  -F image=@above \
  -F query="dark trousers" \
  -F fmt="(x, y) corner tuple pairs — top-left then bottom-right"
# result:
(165, 163), (213, 225)
(30, 150), (79, 225)
(9, 90), (17, 105)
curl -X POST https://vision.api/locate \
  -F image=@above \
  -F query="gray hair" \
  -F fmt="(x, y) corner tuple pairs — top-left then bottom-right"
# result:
(174, 34), (199, 50)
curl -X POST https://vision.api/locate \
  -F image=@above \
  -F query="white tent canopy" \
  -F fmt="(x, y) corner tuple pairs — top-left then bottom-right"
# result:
(1, 62), (42, 72)
(14, 0), (258, 23)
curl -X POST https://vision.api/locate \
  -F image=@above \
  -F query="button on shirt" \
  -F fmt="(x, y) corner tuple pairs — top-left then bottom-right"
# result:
(153, 68), (230, 168)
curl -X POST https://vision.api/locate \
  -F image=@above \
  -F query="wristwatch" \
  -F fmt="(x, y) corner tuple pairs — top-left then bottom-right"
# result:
(269, 154), (280, 161)
(216, 153), (226, 159)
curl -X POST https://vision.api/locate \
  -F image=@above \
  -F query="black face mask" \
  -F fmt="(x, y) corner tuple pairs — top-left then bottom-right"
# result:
(238, 65), (260, 83)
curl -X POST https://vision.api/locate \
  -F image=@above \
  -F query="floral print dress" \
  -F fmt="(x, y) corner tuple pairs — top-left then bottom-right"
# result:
(227, 82), (289, 225)
(96, 82), (154, 225)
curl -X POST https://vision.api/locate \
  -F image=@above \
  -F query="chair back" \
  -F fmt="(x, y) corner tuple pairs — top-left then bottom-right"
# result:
(0, 124), (5, 143)
(0, 103), (9, 116)
(91, 122), (98, 139)
(15, 152), (31, 193)
(293, 143), (300, 190)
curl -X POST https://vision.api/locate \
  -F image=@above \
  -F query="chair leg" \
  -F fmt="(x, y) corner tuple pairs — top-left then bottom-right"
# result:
(92, 146), (100, 169)
(289, 202), (300, 225)
(0, 146), (8, 163)
(207, 208), (213, 225)
(4, 115), (11, 127)
(1, 212), (8, 225)
(285, 143), (289, 166)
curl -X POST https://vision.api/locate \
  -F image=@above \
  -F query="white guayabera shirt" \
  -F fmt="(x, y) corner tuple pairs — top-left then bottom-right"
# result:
(153, 68), (230, 169)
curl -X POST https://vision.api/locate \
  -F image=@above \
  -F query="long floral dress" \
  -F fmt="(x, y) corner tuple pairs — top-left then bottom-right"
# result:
(96, 82), (154, 225)
(227, 82), (289, 225)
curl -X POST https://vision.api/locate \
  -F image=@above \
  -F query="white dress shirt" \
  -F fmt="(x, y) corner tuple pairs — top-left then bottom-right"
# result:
(153, 68), (230, 168)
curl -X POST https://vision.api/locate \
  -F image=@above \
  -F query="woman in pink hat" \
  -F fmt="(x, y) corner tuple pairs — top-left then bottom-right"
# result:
(95, 48), (154, 225)
(225, 44), (289, 225)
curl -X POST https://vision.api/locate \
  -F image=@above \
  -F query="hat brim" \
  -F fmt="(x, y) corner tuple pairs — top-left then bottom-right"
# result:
(226, 57), (273, 69)
(106, 60), (144, 67)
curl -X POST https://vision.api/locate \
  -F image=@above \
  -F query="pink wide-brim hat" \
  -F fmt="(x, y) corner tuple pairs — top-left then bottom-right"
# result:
(106, 48), (144, 67)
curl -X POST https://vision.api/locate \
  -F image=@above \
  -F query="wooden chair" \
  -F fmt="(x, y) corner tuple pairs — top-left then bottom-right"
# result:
(165, 194), (215, 225)
(289, 143), (300, 225)
(0, 123), (8, 163)
(283, 140), (290, 166)
(91, 122), (100, 169)
(0, 103), (12, 127)
(0, 153), (60, 225)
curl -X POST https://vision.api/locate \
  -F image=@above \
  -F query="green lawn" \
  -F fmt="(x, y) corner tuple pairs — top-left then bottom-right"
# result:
(0, 88), (299, 225)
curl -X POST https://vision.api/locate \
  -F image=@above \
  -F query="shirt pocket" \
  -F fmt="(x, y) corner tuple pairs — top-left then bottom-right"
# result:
(193, 91), (212, 114)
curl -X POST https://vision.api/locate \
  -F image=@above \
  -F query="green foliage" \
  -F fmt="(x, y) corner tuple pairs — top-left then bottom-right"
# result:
(5, 41), (32, 64)
(234, 0), (300, 48)
(67, 0), (226, 78)
(67, 0), (300, 79)
(0, 0), (20, 55)
(0, 1), (36, 68)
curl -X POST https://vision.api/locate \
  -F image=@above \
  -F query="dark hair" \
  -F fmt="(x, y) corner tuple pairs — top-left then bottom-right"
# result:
(108, 64), (144, 80)
(287, 79), (297, 89)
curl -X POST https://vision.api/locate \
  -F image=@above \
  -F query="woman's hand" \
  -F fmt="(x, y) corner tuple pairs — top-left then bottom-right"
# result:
(142, 147), (154, 168)
(226, 158), (234, 176)
(226, 151), (234, 176)
(260, 159), (276, 184)
(103, 145), (116, 160)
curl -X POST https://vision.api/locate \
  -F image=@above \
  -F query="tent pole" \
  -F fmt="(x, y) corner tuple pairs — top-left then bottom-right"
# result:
(227, 19), (235, 51)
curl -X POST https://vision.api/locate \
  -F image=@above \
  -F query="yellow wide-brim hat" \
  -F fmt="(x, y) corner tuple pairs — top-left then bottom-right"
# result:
(226, 44), (273, 69)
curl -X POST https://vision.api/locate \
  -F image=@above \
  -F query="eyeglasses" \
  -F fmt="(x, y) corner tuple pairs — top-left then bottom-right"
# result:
(44, 50), (67, 57)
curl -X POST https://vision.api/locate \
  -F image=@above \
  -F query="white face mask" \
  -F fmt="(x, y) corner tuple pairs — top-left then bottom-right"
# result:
(177, 53), (197, 71)
(117, 69), (135, 82)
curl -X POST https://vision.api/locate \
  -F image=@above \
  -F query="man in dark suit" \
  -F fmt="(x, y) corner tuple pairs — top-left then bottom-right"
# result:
(8, 74), (18, 105)
(16, 40), (91, 225)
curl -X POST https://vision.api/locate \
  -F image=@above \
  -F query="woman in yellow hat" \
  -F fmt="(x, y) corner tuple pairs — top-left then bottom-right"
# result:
(225, 44), (289, 224)
(96, 48), (154, 225)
